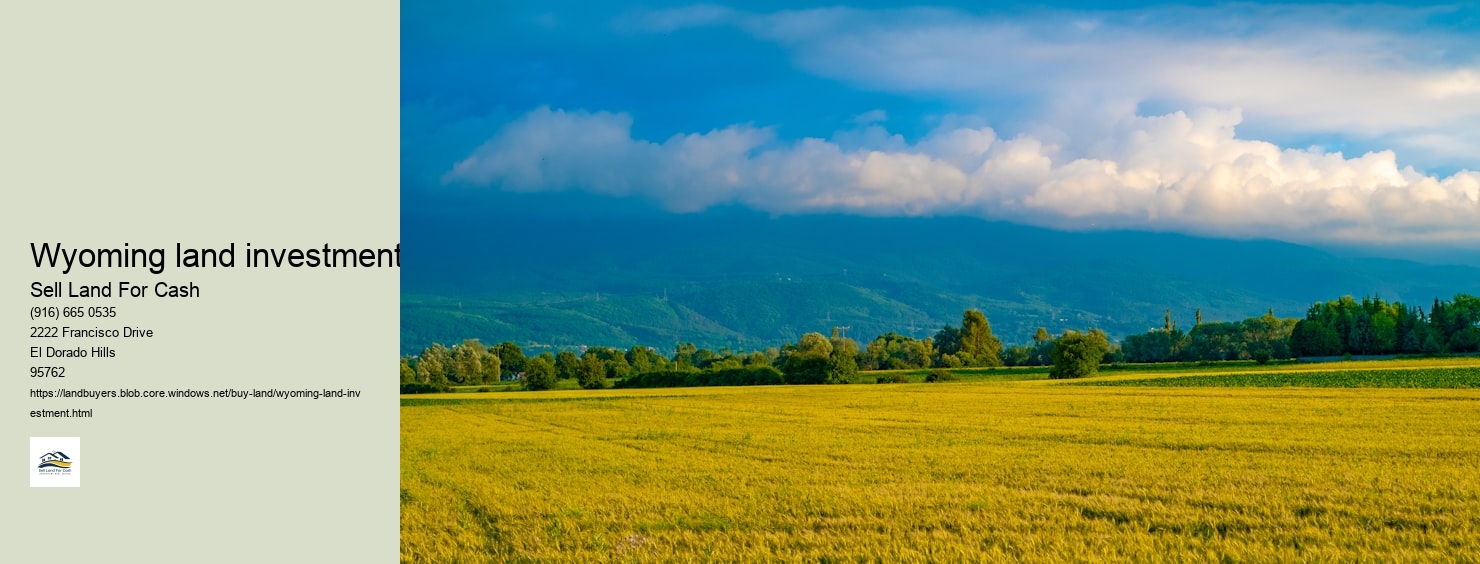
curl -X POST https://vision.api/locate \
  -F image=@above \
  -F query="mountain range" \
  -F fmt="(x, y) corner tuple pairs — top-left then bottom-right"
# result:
(401, 205), (1480, 356)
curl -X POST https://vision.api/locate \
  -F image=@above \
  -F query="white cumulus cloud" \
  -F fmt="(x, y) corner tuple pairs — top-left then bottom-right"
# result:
(627, 4), (1480, 171)
(445, 107), (1480, 244)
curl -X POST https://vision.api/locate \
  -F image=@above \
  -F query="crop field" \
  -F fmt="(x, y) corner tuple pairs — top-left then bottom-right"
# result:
(1086, 366), (1480, 388)
(401, 359), (1480, 562)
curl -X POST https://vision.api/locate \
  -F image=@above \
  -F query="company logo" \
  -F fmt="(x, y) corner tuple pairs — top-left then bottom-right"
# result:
(38, 451), (72, 470)
(30, 437), (81, 487)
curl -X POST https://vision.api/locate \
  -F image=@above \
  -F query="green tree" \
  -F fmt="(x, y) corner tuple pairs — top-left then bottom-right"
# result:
(673, 343), (699, 370)
(1185, 322), (1239, 361)
(1372, 311), (1398, 354)
(1448, 294), (1480, 340)
(399, 356), (416, 385)
(416, 343), (451, 387)
(523, 356), (557, 391)
(706, 354), (744, 371)
(932, 325), (961, 359)
(577, 354), (608, 389)
(555, 351), (580, 380)
(781, 332), (835, 384)
(744, 351), (771, 367)
(1451, 327), (1480, 353)
(1240, 311), (1294, 360)
(479, 348), (502, 384)
(627, 345), (666, 373)
(692, 347), (722, 369)
(909, 338), (936, 368)
(797, 332), (834, 357)
(450, 339), (484, 384)
(1049, 329), (1110, 379)
(958, 309), (1003, 367)
(1401, 329), (1421, 354)
(495, 341), (526, 378)
(1349, 311), (1375, 355)
(783, 354), (829, 384)
(825, 337), (860, 384)
(1122, 327), (1186, 363)
(1422, 332), (1442, 353)
(1291, 320), (1342, 357)
(865, 332), (932, 370)
(1003, 345), (1033, 366)
(585, 347), (632, 379)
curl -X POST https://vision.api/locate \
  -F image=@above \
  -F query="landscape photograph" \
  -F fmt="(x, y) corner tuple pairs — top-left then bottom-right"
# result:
(399, 1), (1480, 561)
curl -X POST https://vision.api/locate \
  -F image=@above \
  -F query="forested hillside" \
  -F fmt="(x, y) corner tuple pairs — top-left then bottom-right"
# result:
(402, 211), (1480, 355)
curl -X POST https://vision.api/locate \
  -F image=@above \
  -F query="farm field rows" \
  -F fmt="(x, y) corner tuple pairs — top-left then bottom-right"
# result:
(401, 360), (1480, 561)
(438, 358), (1480, 395)
(1086, 366), (1480, 388)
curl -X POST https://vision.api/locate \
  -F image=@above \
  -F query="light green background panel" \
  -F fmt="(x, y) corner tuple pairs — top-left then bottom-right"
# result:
(1, 2), (399, 562)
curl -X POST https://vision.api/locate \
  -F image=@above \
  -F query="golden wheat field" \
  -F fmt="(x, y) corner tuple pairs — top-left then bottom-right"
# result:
(401, 360), (1480, 562)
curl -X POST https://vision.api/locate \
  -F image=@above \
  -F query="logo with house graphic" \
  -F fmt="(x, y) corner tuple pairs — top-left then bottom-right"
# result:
(38, 451), (72, 470)
(30, 437), (80, 487)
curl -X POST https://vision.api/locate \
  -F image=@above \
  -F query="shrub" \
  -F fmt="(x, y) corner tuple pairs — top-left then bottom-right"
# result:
(616, 366), (786, 389)
(782, 355), (829, 385)
(924, 369), (959, 383)
(1451, 327), (1480, 353)
(1049, 329), (1111, 379)
(399, 383), (448, 394)
(577, 355), (609, 389)
(825, 348), (860, 384)
(877, 373), (911, 384)
(524, 357), (558, 391)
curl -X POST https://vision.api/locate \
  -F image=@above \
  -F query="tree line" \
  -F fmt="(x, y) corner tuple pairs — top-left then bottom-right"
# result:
(1118, 294), (1480, 363)
(1290, 294), (1480, 356)
(400, 293), (1479, 392)
(400, 309), (1114, 392)
(1120, 309), (1297, 364)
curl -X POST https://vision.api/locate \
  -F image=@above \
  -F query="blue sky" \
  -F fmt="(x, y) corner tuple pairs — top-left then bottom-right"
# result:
(404, 1), (1480, 250)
